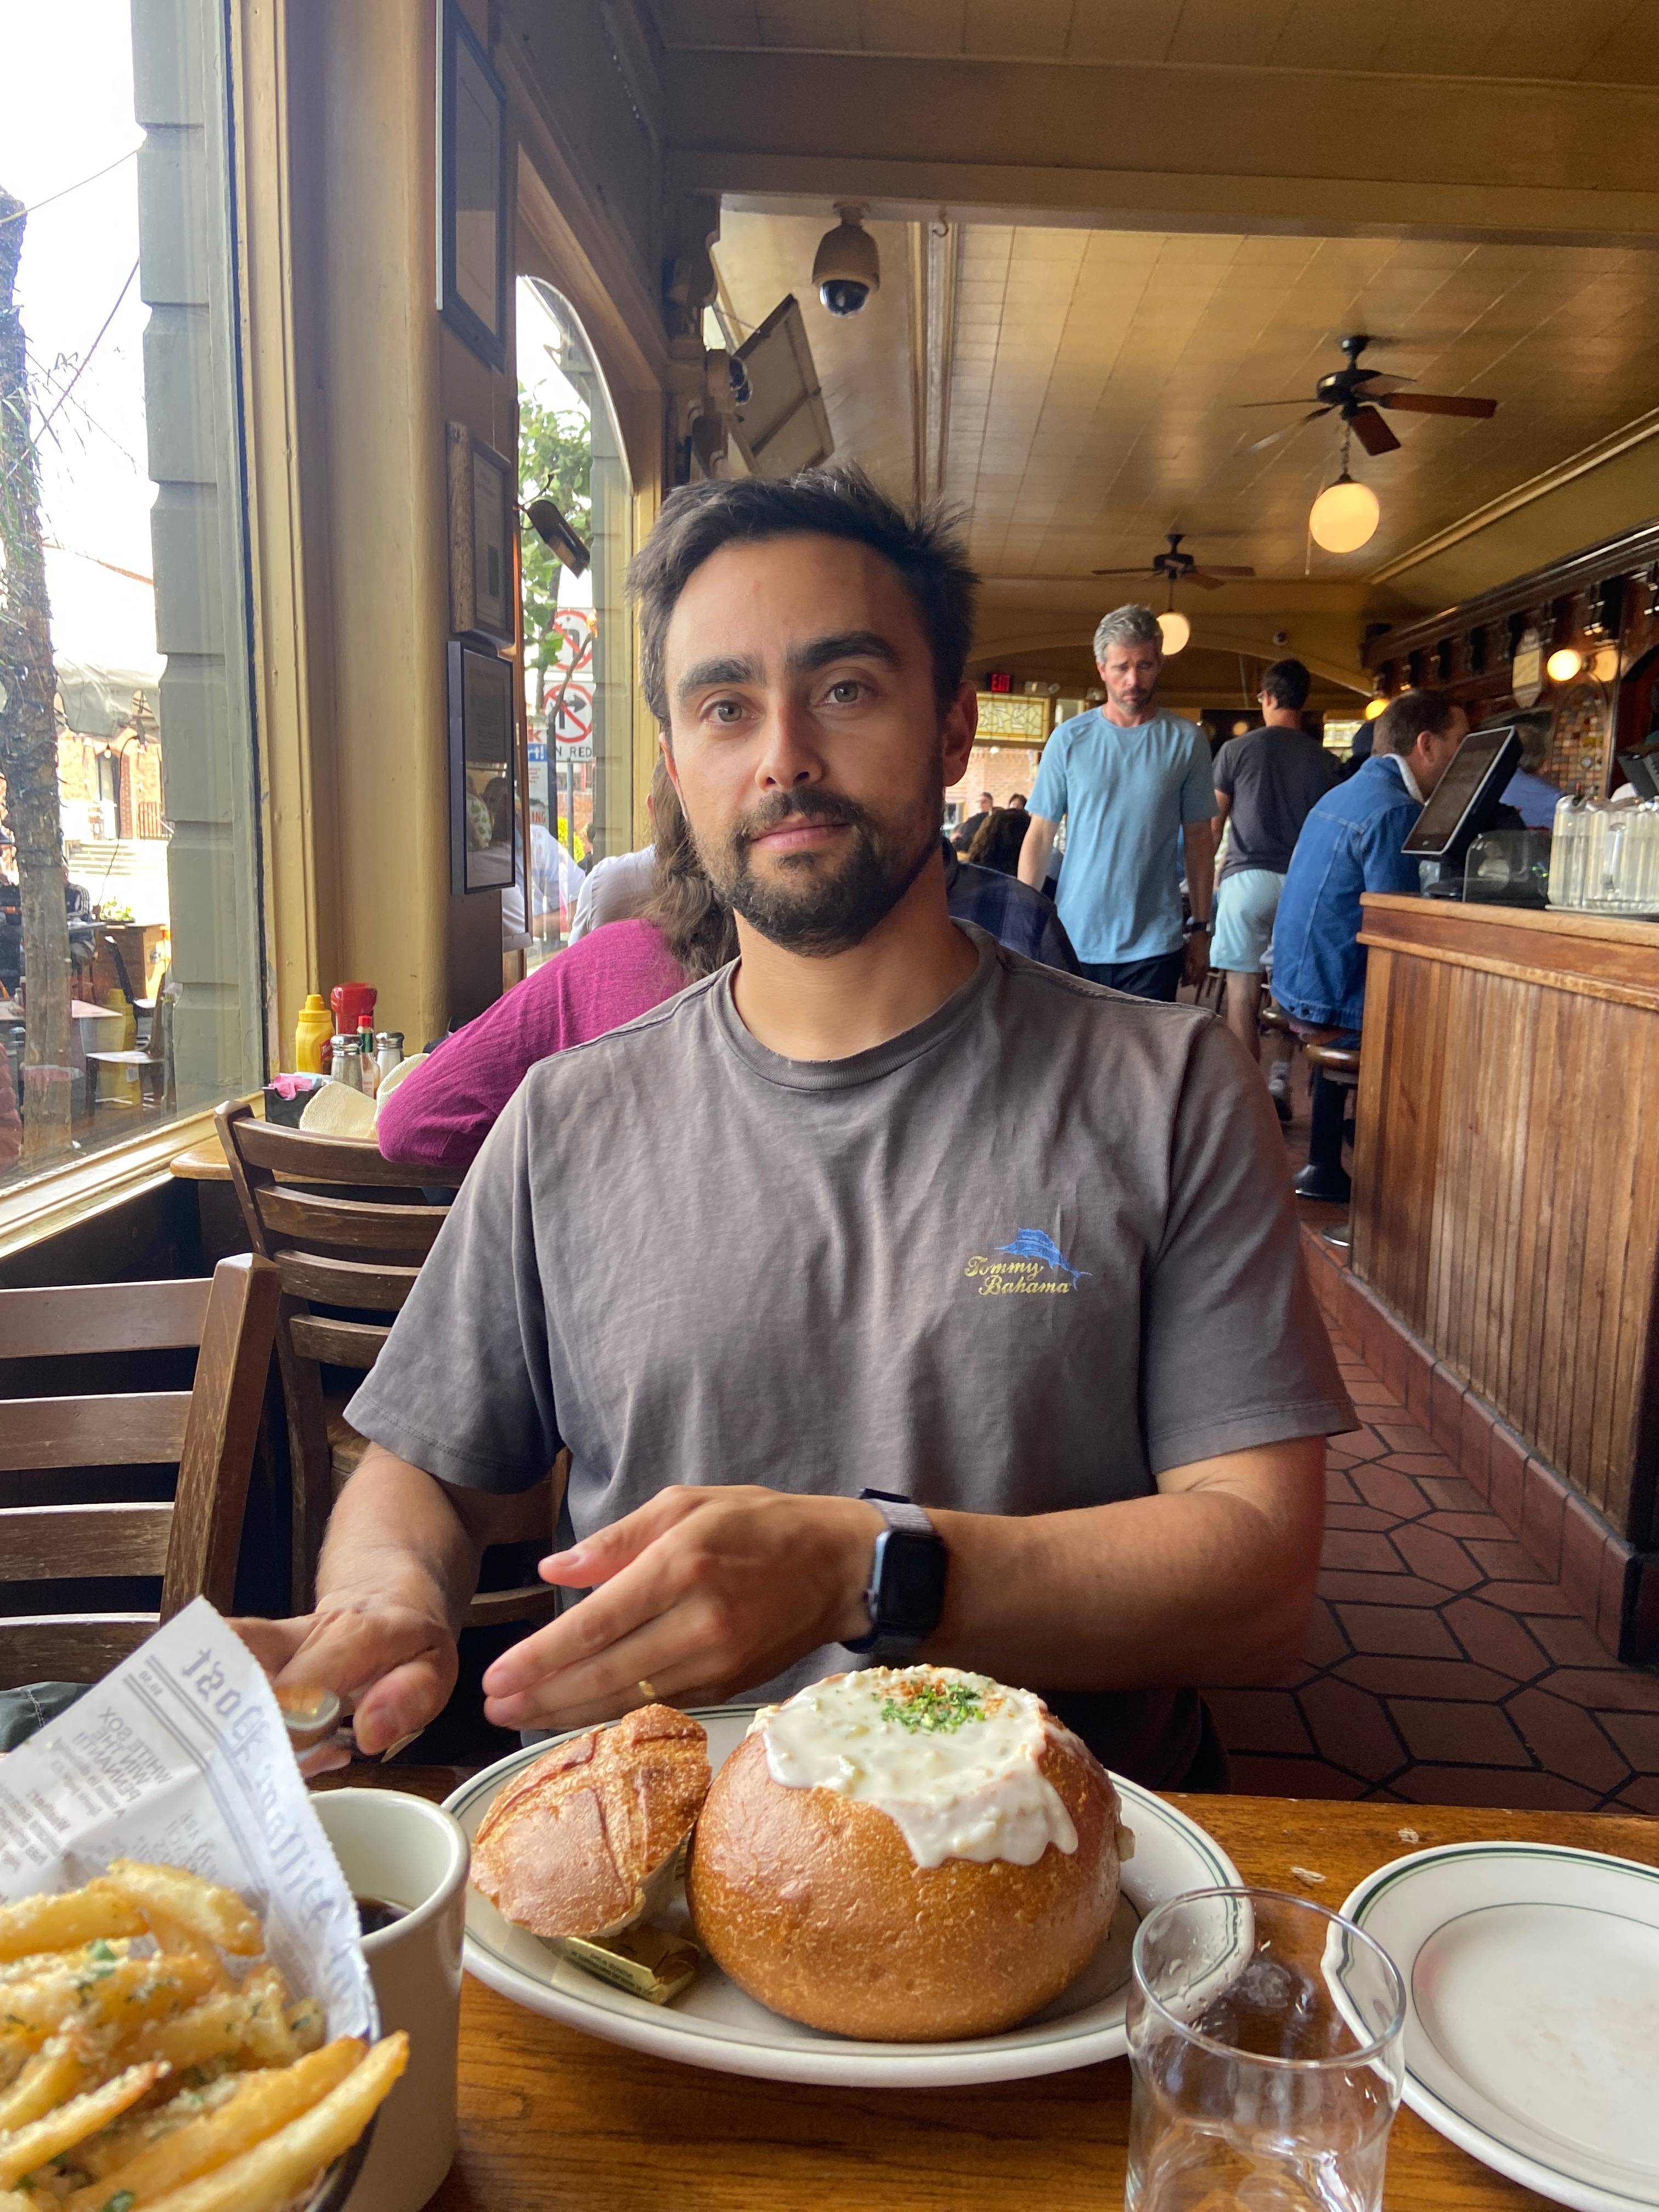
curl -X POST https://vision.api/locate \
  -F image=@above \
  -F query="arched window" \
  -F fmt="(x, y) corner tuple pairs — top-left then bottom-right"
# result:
(516, 278), (634, 966)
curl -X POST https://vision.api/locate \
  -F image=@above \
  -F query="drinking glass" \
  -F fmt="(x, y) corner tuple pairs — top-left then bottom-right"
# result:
(1126, 1888), (1406, 2212)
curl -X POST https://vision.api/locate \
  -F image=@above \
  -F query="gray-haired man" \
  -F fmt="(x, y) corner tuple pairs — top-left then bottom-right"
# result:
(1018, 606), (1216, 1002)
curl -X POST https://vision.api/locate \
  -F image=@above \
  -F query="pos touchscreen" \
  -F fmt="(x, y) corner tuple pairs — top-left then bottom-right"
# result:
(1401, 725), (1523, 861)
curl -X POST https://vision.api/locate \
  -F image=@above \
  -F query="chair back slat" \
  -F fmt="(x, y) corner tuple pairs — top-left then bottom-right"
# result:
(0, 1394), (193, 1472)
(1, 1503), (173, 1582)
(0, 1254), (279, 1687)
(274, 1254), (422, 1313)
(253, 1184), (449, 1258)
(0, 1279), (213, 1360)
(287, 1316), (390, 1369)
(229, 1118), (464, 1188)
(0, 1617), (156, 1693)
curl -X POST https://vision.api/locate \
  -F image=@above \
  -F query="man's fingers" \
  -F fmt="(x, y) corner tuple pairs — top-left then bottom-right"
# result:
(349, 1654), (456, 1757)
(483, 1538), (689, 1702)
(229, 1615), (314, 1679)
(541, 1486), (710, 1588)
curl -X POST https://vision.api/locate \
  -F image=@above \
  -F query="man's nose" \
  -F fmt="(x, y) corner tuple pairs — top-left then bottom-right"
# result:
(754, 694), (823, 790)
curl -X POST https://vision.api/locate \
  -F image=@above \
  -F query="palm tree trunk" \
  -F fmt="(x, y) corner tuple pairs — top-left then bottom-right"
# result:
(0, 187), (74, 1167)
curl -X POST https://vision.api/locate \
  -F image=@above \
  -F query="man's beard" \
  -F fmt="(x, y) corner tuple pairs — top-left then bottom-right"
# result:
(699, 775), (943, 957)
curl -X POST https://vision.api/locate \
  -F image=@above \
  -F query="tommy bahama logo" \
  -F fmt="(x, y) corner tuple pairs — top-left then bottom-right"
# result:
(962, 1229), (1091, 1297)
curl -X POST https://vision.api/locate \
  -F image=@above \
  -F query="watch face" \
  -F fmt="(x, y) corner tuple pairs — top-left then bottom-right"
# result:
(874, 1529), (949, 1637)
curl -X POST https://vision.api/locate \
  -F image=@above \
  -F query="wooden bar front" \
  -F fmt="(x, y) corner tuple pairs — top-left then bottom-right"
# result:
(1352, 894), (1659, 1550)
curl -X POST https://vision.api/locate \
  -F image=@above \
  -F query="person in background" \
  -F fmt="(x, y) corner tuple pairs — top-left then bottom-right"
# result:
(382, 774), (1076, 1175)
(489, 779), (586, 950)
(1210, 660), (1342, 1124)
(950, 789), (995, 850)
(1007, 791), (1027, 809)
(1271, 689), (1469, 1200)
(1018, 606), (1216, 1002)
(1499, 713), (1560, 830)
(963, 805), (1031, 878)
(247, 461), (1348, 1792)
(569, 771), (665, 942)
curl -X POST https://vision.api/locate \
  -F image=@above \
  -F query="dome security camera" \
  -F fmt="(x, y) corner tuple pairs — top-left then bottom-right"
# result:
(812, 204), (880, 318)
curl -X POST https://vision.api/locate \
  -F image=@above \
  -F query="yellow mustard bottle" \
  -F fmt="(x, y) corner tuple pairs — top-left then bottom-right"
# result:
(294, 992), (332, 1074)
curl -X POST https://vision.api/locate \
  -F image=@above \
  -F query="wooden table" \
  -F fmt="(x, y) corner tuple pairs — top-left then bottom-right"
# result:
(329, 1769), (1657, 2210)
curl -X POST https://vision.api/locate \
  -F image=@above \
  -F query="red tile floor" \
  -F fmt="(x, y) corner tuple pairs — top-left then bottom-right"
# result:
(1208, 1030), (1659, 1810)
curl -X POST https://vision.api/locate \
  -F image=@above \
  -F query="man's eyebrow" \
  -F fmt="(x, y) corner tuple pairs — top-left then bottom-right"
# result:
(676, 653), (763, 701)
(788, 629), (900, 675)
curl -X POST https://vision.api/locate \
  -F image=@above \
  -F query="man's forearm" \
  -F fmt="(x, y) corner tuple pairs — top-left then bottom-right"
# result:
(317, 1445), (548, 1636)
(924, 1440), (1325, 1689)
(1183, 824), (1215, 923)
(1017, 816), (1057, 890)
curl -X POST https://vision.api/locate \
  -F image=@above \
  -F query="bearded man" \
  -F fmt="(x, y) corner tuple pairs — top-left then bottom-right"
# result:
(245, 466), (1350, 1790)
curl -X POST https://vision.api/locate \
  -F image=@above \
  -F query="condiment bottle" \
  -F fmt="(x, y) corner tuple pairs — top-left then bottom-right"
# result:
(375, 1030), (404, 1087)
(294, 992), (331, 1074)
(357, 1015), (378, 1096)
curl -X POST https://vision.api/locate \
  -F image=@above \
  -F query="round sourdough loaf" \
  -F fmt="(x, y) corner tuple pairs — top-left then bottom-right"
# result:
(471, 1704), (710, 1941)
(687, 1669), (1123, 2040)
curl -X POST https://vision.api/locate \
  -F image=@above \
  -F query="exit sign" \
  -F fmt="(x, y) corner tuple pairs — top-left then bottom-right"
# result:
(986, 671), (1013, 693)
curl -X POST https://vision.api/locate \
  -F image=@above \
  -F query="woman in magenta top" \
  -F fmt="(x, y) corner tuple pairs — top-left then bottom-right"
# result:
(377, 770), (732, 1172)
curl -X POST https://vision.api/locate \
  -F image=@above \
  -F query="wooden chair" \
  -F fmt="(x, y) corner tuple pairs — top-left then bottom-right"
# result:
(215, 1101), (560, 1623)
(0, 1254), (280, 1689)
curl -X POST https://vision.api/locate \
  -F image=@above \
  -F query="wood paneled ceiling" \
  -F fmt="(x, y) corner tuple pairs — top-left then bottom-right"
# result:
(710, 217), (1659, 591)
(647, 0), (1659, 83)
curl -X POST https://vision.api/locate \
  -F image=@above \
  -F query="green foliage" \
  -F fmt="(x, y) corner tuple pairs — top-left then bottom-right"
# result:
(518, 390), (591, 698)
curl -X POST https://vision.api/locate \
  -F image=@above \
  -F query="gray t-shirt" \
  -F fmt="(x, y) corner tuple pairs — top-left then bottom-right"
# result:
(347, 926), (1352, 1785)
(1212, 726), (1343, 881)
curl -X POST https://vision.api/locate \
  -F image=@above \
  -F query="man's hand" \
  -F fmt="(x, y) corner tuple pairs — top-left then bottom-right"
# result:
(479, 1487), (882, 1733)
(1183, 927), (1211, 988)
(234, 1598), (460, 1770)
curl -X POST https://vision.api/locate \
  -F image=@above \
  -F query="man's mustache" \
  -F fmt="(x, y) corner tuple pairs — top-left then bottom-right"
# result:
(734, 789), (868, 848)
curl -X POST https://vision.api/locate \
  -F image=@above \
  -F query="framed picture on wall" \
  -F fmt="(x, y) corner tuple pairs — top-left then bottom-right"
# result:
(438, 0), (508, 371)
(448, 639), (516, 895)
(446, 424), (515, 644)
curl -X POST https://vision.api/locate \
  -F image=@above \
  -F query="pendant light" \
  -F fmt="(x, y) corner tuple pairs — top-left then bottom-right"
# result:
(1308, 424), (1380, 555)
(1156, 573), (1190, 656)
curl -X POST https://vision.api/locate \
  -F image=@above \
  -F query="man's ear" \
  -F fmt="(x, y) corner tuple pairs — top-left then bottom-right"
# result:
(658, 729), (680, 795)
(941, 681), (978, 787)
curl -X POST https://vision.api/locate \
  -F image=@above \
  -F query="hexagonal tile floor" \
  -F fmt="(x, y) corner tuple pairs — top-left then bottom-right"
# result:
(1209, 1326), (1659, 1810)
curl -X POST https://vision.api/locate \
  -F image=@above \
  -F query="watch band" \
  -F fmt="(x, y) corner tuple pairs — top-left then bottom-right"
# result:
(842, 1488), (945, 1663)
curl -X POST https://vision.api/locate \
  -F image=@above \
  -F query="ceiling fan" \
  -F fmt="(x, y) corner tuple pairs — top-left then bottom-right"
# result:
(1092, 531), (1255, 591)
(1238, 333), (1498, 456)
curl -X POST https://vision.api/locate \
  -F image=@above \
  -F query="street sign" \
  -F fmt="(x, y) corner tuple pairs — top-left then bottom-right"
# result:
(554, 736), (594, 761)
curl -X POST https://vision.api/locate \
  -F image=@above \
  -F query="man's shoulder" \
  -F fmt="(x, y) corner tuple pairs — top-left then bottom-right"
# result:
(991, 938), (1214, 1041)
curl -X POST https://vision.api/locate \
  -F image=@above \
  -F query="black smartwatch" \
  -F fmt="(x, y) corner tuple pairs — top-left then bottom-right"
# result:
(841, 1488), (949, 1664)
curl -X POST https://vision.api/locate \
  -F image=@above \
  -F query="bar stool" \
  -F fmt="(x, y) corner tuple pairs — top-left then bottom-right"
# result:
(1259, 989), (1296, 1123)
(1300, 1036), (1361, 1233)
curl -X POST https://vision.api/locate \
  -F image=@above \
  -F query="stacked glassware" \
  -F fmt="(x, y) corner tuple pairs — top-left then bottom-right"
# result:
(1547, 793), (1659, 915)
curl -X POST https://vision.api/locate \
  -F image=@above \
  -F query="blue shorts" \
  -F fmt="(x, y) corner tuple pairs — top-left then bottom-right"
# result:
(1212, 867), (1286, 974)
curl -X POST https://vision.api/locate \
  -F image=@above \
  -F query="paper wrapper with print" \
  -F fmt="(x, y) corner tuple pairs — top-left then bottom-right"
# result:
(0, 1596), (374, 2040)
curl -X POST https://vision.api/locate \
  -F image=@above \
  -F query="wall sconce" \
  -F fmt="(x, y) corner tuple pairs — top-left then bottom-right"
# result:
(1545, 646), (1584, 684)
(1363, 694), (1389, 721)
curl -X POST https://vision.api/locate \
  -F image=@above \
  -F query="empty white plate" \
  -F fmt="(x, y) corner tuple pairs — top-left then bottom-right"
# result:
(1341, 1842), (1659, 2212)
(444, 1706), (1242, 2086)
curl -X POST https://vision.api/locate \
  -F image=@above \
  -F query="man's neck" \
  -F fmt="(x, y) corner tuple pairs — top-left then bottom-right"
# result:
(730, 846), (979, 1062)
(1261, 707), (1302, 729)
(1101, 698), (1159, 728)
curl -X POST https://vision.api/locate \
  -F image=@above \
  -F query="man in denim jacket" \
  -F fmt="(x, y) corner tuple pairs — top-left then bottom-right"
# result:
(1272, 690), (1468, 1198)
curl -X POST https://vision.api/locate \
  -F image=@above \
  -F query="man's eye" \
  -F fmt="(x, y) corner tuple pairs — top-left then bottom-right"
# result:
(826, 680), (863, 705)
(708, 699), (746, 724)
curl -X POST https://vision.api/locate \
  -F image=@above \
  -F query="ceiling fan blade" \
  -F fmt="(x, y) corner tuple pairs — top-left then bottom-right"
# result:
(1186, 571), (1226, 591)
(1234, 397), (1321, 408)
(1089, 567), (1156, 579)
(1376, 391), (1498, 419)
(1351, 406), (1401, 456)
(1189, 565), (1256, 580)
(1239, 407), (1330, 455)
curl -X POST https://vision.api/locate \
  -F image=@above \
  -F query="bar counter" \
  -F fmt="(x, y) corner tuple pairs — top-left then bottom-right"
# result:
(1352, 894), (1659, 1602)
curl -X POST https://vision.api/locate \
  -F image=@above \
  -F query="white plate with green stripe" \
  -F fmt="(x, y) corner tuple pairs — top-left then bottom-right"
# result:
(1341, 1842), (1659, 2212)
(443, 1706), (1240, 2086)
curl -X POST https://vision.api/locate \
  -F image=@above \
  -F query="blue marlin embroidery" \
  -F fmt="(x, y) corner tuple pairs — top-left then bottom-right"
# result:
(996, 1231), (1090, 1289)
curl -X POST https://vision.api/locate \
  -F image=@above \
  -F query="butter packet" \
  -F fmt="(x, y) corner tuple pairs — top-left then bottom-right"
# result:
(557, 1920), (705, 2005)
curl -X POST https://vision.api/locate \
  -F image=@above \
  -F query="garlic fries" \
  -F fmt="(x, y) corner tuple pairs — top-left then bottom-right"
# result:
(0, 1863), (403, 2209)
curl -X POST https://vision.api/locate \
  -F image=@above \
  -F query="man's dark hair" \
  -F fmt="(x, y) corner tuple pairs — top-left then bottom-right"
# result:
(638, 754), (737, 979)
(1375, 688), (1464, 759)
(627, 464), (978, 726)
(1261, 658), (1311, 712)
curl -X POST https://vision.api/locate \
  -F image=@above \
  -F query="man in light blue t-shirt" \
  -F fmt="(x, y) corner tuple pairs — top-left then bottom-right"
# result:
(1018, 605), (1216, 1002)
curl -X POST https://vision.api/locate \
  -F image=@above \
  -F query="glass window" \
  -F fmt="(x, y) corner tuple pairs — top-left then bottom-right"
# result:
(0, 0), (263, 1194)
(515, 276), (634, 971)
